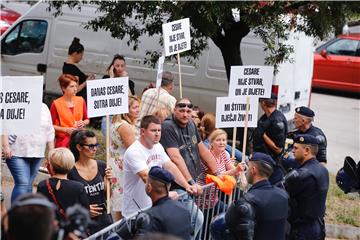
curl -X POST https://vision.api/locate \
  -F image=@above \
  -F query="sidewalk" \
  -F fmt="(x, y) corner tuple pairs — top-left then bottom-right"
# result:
(1, 163), (359, 239)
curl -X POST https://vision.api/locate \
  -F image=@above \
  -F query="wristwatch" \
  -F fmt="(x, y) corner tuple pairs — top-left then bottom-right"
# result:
(187, 179), (196, 185)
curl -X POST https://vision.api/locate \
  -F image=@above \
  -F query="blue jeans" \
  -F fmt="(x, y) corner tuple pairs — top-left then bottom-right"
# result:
(175, 189), (204, 240)
(6, 156), (42, 203)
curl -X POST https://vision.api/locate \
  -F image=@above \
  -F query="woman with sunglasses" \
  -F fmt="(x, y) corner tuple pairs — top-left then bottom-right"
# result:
(50, 74), (89, 148)
(63, 37), (95, 103)
(108, 95), (140, 221)
(68, 130), (113, 234)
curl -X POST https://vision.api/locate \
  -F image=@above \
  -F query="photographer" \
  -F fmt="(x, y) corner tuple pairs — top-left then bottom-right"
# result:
(4, 193), (57, 240)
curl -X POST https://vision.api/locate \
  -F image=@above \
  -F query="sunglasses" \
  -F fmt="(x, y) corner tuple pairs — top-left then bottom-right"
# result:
(176, 103), (193, 109)
(81, 143), (100, 150)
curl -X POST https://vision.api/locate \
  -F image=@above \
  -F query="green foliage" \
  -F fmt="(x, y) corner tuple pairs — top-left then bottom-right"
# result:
(47, 1), (360, 78)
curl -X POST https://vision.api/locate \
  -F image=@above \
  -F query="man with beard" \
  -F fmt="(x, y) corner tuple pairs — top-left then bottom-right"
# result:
(226, 152), (289, 240)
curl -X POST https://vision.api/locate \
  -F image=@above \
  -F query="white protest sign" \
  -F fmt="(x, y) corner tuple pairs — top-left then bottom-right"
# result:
(215, 96), (259, 128)
(162, 18), (191, 56)
(228, 65), (274, 98)
(156, 54), (165, 88)
(0, 76), (43, 135)
(87, 77), (129, 118)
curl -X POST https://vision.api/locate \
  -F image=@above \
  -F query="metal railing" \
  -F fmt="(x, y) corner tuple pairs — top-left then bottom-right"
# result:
(86, 182), (244, 240)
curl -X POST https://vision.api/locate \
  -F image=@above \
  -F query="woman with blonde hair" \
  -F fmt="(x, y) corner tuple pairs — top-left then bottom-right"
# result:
(200, 112), (242, 161)
(197, 129), (243, 239)
(37, 148), (89, 221)
(109, 95), (140, 220)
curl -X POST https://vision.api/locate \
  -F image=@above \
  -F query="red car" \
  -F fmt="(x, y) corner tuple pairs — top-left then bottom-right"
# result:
(312, 33), (360, 93)
(0, 5), (21, 35)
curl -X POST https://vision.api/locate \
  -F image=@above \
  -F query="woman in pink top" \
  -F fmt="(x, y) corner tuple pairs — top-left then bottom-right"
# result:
(197, 129), (242, 239)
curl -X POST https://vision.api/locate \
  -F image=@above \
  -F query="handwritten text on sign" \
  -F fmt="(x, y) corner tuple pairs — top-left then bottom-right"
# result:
(87, 77), (129, 118)
(0, 76), (43, 134)
(215, 96), (259, 128)
(228, 66), (273, 98)
(162, 18), (191, 56)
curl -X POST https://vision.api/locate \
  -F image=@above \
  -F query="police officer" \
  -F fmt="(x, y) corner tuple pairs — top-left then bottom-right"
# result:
(139, 166), (192, 240)
(253, 94), (288, 184)
(225, 152), (289, 240)
(285, 134), (329, 240)
(292, 106), (327, 164)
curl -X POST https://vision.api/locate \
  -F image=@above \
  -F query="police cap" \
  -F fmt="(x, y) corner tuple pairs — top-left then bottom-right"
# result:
(249, 152), (276, 169)
(295, 106), (315, 118)
(149, 166), (174, 184)
(294, 134), (319, 145)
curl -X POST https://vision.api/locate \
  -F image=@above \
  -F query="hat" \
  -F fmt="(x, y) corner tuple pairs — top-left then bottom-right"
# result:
(294, 134), (319, 145)
(259, 93), (277, 101)
(149, 166), (174, 184)
(295, 106), (315, 118)
(249, 152), (276, 169)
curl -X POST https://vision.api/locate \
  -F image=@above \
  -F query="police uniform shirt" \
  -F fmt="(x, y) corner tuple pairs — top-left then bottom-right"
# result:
(294, 125), (327, 163)
(140, 196), (191, 240)
(253, 110), (288, 159)
(285, 158), (329, 224)
(245, 179), (289, 240)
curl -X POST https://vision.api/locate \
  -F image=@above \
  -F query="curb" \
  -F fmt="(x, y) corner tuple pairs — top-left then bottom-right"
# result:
(1, 163), (359, 239)
(326, 224), (360, 239)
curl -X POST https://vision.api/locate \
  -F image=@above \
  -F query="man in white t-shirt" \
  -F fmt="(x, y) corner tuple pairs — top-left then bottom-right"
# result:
(122, 115), (197, 218)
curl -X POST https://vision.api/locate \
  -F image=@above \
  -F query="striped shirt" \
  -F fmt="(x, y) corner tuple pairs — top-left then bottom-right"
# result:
(196, 150), (233, 209)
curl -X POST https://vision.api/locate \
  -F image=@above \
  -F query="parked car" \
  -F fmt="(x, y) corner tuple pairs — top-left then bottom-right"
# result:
(0, 5), (21, 35)
(312, 33), (360, 93)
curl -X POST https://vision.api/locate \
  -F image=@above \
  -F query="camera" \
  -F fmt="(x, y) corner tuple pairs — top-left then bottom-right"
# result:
(56, 204), (92, 240)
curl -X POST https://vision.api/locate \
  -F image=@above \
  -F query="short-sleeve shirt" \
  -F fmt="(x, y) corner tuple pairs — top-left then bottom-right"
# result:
(63, 62), (88, 101)
(160, 117), (202, 183)
(67, 160), (113, 234)
(122, 140), (170, 218)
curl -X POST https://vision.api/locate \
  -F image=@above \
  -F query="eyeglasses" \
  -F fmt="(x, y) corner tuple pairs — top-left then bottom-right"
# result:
(176, 103), (193, 109)
(81, 143), (100, 150)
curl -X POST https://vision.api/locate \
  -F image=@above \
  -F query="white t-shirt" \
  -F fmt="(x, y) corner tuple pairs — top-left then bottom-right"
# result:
(122, 140), (170, 217)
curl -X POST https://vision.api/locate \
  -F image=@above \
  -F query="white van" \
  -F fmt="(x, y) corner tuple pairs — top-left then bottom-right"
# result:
(0, 1), (313, 128)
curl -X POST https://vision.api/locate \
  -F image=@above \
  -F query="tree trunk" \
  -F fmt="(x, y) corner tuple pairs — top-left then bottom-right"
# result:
(210, 20), (251, 154)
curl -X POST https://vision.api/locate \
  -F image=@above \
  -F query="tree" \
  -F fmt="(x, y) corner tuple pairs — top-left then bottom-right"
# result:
(49, 1), (360, 81)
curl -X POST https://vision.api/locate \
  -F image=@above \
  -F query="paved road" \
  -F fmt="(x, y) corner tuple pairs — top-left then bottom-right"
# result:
(310, 92), (359, 174)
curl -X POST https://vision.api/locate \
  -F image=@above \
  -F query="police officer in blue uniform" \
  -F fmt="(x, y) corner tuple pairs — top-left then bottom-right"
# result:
(292, 106), (327, 164)
(285, 134), (329, 240)
(253, 94), (288, 184)
(223, 152), (289, 240)
(138, 166), (191, 240)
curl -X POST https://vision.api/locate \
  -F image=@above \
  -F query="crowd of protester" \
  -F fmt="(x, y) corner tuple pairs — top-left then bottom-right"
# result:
(1, 37), (329, 240)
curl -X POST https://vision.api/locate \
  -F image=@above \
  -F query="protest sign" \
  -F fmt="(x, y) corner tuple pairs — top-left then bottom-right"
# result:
(156, 54), (165, 89)
(87, 77), (129, 118)
(0, 76), (43, 135)
(215, 96), (259, 128)
(162, 18), (191, 57)
(228, 66), (273, 98)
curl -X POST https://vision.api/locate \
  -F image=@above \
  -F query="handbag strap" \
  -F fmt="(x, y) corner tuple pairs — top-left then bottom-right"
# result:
(46, 178), (66, 219)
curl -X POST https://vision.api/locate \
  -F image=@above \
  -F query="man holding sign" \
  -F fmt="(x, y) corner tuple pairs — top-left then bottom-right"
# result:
(252, 94), (288, 184)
